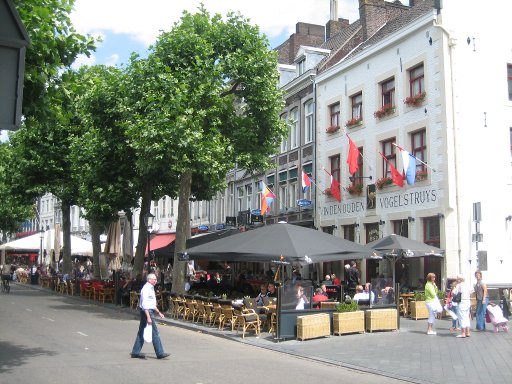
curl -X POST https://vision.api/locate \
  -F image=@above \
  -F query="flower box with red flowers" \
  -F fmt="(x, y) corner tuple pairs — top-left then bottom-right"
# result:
(373, 104), (396, 119)
(404, 92), (426, 107)
(375, 176), (393, 190)
(325, 125), (340, 134)
(345, 117), (363, 128)
(346, 183), (364, 196)
(415, 169), (428, 181)
(324, 187), (332, 196)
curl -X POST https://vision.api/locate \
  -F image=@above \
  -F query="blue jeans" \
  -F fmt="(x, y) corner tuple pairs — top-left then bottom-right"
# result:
(131, 309), (165, 357)
(451, 304), (461, 329)
(476, 297), (489, 330)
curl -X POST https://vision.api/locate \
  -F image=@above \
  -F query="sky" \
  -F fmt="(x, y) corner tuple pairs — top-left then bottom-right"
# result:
(69, 0), (361, 68)
(2, 0), (363, 142)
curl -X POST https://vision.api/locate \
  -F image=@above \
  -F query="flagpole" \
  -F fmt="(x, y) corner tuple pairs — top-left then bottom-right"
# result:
(342, 129), (373, 172)
(392, 142), (436, 172)
(322, 167), (347, 192)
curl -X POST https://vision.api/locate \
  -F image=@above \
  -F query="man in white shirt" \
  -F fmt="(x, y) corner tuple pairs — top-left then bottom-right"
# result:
(130, 273), (169, 359)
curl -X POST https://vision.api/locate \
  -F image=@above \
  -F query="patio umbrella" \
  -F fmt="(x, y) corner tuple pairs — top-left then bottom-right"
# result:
(366, 233), (444, 284)
(182, 223), (373, 265)
(104, 219), (122, 271)
(54, 224), (61, 270)
(120, 215), (133, 267)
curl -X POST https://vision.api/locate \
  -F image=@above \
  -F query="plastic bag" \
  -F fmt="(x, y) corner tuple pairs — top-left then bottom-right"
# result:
(143, 324), (152, 343)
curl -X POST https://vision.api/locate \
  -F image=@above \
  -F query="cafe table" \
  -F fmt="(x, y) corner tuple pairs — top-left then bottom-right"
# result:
(399, 293), (415, 316)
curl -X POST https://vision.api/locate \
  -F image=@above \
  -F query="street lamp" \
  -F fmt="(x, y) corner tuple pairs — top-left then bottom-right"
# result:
(143, 212), (155, 271)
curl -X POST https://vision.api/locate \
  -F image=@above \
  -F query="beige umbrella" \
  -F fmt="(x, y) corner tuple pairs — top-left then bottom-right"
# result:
(45, 228), (52, 266)
(104, 219), (122, 271)
(121, 216), (133, 266)
(54, 224), (61, 270)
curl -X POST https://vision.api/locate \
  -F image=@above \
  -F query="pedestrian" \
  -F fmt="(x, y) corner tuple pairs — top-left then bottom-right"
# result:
(425, 272), (441, 335)
(130, 273), (170, 359)
(347, 261), (360, 297)
(453, 274), (471, 338)
(474, 270), (489, 332)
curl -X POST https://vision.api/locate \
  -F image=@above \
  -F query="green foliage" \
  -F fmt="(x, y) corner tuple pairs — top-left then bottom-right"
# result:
(414, 291), (426, 301)
(335, 301), (359, 313)
(436, 290), (446, 299)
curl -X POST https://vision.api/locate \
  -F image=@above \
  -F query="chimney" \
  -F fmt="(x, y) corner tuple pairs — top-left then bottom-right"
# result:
(358, 0), (387, 40)
(326, 18), (350, 40)
(330, 0), (339, 21)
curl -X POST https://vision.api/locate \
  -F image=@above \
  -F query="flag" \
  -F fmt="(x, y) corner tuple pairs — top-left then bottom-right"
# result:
(301, 169), (311, 193)
(323, 168), (341, 202)
(379, 152), (404, 187)
(398, 148), (417, 185)
(346, 135), (359, 175)
(260, 181), (276, 213)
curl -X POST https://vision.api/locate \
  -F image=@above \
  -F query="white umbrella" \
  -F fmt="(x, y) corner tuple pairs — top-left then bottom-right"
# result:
(104, 220), (122, 271)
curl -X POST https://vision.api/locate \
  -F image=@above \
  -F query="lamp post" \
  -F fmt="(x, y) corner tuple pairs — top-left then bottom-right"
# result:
(143, 212), (155, 272)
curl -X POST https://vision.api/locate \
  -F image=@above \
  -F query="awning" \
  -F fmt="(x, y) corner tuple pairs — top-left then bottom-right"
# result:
(147, 233), (176, 254)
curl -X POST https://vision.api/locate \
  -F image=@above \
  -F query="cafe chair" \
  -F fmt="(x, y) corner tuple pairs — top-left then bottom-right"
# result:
(98, 287), (115, 303)
(237, 308), (261, 339)
(130, 291), (140, 309)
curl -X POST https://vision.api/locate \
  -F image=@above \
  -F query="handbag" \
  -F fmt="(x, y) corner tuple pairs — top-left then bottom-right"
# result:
(452, 292), (462, 303)
(432, 297), (443, 313)
(143, 324), (152, 343)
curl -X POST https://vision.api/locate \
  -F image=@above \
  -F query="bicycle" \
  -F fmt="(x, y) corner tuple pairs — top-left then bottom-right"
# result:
(1, 275), (11, 294)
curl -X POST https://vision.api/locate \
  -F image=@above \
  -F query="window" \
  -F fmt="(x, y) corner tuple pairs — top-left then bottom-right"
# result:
(508, 64), (512, 101)
(343, 225), (356, 242)
(381, 77), (395, 107)
(411, 129), (426, 173)
(237, 186), (244, 212)
(409, 64), (424, 96)
(298, 58), (306, 75)
(245, 184), (253, 210)
(423, 216), (440, 248)
(351, 92), (363, 120)
(330, 154), (341, 182)
(329, 102), (340, 128)
(305, 100), (314, 143)
(351, 147), (364, 185)
(266, 174), (275, 189)
(302, 163), (313, 200)
(290, 108), (299, 149)
(280, 113), (288, 153)
(279, 184), (288, 209)
(381, 138), (396, 178)
(289, 182), (297, 208)
(392, 219), (408, 237)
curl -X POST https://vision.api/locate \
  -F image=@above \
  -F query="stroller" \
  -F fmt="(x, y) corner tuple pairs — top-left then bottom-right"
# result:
(486, 303), (509, 333)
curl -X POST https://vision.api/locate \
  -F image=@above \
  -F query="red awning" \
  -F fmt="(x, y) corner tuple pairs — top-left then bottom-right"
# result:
(146, 233), (176, 254)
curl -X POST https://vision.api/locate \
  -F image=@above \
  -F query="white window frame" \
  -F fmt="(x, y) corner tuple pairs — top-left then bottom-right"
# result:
(305, 100), (314, 143)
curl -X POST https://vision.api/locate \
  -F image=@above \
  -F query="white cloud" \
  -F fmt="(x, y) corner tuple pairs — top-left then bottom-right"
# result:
(105, 54), (120, 66)
(71, 0), (360, 48)
(71, 53), (97, 70)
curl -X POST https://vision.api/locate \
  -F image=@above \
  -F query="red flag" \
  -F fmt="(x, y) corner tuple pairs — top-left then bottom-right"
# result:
(379, 152), (404, 187)
(346, 135), (359, 175)
(323, 168), (341, 202)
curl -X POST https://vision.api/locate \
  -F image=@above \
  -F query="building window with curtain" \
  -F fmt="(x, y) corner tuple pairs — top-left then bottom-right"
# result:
(392, 219), (408, 237)
(329, 154), (341, 182)
(280, 113), (288, 153)
(279, 184), (288, 210)
(423, 217), (440, 248)
(351, 92), (363, 120)
(408, 63), (424, 96)
(351, 147), (364, 186)
(305, 100), (314, 143)
(290, 108), (299, 149)
(329, 102), (340, 129)
(381, 138), (396, 178)
(411, 129), (427, 174)
(245, 184), (253, 210)
(381, 77), (395, 107)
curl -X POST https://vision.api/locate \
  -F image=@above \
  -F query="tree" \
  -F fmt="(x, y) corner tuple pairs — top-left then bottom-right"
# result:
(124, 6), (285, 290)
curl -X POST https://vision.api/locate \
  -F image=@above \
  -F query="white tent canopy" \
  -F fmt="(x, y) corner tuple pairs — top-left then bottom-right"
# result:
(0, 230), (93, 256)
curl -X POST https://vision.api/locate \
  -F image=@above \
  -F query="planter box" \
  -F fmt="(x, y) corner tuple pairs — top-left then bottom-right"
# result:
(297, 313), (331, 341)
(365, 309), (398, 332)
(410, 300), (429, 320)
(333, 311), (365, 335)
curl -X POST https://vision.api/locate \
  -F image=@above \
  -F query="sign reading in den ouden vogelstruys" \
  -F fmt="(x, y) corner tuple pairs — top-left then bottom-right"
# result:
(320, 187), (440, 219)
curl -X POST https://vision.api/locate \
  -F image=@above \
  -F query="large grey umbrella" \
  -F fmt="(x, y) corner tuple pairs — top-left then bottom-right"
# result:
(366, 233), (444, 284)
(104, 220), (122, 271)
(182, 223), (373, 265)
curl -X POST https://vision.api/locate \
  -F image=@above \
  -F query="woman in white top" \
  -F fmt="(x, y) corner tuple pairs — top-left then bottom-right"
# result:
(453, 274), (471, 338)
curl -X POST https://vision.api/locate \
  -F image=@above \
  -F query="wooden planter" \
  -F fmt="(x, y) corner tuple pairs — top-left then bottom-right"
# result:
(297, 313), (331, 341)
(333, 311), (365, 335)
(410, 300), (429, 320)
(365, 309), (398, 332)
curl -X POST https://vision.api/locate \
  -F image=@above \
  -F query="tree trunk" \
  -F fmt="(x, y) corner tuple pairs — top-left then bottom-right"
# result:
(89, 220), (103, 280)
(171, 169), (192, 294)
(61, 203), (72, 274)
(133, 185), (152, 276)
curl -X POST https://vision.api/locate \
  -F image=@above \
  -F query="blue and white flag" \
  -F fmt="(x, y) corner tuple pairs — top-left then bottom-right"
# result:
(399, 148), (417, 185)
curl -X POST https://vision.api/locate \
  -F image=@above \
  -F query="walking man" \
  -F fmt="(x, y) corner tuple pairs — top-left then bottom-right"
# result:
(130, 273), (170, 359)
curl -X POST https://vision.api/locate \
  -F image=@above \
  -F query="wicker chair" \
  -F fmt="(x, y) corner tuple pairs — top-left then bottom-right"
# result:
(212, 303), (223, 328)
(184, 298), (198, 322)
(237, 309), (261, 338)
(219, 306), (238, 331)
(195, 300), (207, 324)
(98, 287), (115, 303)
(130, 291), (140, 309)
(203, 303), (215, 326)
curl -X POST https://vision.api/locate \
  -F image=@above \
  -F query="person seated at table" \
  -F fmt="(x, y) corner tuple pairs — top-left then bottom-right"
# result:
(352, 285), (369, 303)
(331, 273), (341, 286)
(322, 274), (333, 286)
(381, 286), (395, 304)
(295, 284), (309, 310)
(267, 282), (277, 298)
(255, 283), (269, 306)
(364, 283), (376, 303)
(312, 288), (329, 308)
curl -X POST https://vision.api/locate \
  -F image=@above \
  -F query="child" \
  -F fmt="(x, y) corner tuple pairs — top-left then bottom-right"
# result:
(486, 303), (509, 333)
